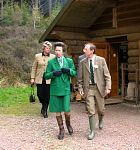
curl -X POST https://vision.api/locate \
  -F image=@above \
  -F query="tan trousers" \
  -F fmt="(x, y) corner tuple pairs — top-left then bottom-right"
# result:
(86, 85), (105, 116)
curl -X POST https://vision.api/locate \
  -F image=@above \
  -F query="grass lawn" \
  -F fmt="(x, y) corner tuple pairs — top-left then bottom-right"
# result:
(0, 86), (41, 116)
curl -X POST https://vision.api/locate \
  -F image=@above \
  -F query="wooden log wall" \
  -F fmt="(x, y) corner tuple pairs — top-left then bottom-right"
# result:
(117, 0), (140, 82)
(65, 39), (88, 85)
(65, 40), (87, 54)
(90, 0), (140, 82)
(127, 33), (140, 81)
(91, 0), (140, 30)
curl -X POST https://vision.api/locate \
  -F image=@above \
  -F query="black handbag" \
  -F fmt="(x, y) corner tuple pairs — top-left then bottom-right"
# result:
(29, 85), (36, 102)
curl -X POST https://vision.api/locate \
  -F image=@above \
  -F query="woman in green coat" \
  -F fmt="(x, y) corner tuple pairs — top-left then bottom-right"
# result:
(45, 42), (76, 140)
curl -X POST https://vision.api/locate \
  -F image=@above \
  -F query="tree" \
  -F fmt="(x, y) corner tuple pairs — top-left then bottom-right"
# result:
(0, 0), (4, 19)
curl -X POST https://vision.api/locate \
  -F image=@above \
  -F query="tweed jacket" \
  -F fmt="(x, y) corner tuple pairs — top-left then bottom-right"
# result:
(31, 53), (55, 84)
(45, 57), (76, 96)
(77, 54), (86, 78)
(78, 55), (111, 98)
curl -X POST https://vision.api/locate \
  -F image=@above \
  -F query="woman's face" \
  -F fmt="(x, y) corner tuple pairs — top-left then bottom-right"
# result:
(55, 46), (63, 57)
(43, 45), (51, 54)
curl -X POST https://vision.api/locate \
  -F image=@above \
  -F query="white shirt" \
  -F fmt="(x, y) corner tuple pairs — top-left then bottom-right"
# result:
(57, 56), (64, 68)
(88, 55), (95, 71)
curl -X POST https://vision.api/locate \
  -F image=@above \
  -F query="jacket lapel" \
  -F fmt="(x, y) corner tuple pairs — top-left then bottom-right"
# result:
(94, 55), (99, 72)
(54, 58), (61, 69)
(84, 58), (90, 73)
(63, 57), (69, 68)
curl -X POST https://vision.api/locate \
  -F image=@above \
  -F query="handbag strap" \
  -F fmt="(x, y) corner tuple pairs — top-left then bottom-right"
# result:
(31, 84), (35, 94)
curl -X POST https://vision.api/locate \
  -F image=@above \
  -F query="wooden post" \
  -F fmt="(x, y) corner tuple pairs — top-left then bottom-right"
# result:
(112, 7), (117, 28)
(121, 63), (125, 100)
(135, 69), (139, 105)
(136, 40), (140, 104)
(139, 40), (140, 81)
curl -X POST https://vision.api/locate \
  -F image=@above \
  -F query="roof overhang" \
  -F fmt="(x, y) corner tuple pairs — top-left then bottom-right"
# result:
(39, 0), (117, 42)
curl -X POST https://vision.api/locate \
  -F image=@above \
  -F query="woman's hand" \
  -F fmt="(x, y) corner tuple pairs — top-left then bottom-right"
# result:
(30, 78), (35, 85)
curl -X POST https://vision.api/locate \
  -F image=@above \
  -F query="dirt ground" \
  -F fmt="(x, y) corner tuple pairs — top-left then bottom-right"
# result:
(0, 102), (140, 150)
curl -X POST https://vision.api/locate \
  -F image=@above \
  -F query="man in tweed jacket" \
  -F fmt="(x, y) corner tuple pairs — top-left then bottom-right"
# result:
(78, 43), (111, 140)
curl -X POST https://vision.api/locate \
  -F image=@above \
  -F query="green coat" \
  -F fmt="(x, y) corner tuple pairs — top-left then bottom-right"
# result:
(44, 57), (76, 96)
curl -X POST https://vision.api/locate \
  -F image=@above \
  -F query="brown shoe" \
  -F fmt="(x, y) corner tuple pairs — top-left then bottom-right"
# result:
(56, 115), (64, 140)
(65, 114), (73, 135)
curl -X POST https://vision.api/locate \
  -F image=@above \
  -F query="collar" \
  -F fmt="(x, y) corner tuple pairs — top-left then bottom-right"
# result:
(42, 52), (50, 57)
(57, 56), (64, 60)
(88, 54), (96, 62)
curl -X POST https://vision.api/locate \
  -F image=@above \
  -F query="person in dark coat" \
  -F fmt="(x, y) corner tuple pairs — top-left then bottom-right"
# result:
(45, 42), (76, 140)
(30, 41), (55, 118)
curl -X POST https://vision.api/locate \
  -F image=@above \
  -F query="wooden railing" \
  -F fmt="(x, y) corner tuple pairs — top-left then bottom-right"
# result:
(121, 63), (139, 105)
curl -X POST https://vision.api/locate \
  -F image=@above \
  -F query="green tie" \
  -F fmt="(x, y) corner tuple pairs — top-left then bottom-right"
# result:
(90, 60), (95, 85)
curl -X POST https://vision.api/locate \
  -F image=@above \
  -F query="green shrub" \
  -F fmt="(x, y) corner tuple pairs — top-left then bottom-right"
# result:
(0, 2), (14, 25)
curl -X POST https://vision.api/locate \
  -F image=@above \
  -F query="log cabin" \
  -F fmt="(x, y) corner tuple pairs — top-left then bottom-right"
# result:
(39, 0), (140, 104)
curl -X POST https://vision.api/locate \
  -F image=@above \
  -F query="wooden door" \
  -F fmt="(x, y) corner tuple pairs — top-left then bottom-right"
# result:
(93, 42), (108, 62)
(93, 42), (118, 97)
(108, 44), (118, 97)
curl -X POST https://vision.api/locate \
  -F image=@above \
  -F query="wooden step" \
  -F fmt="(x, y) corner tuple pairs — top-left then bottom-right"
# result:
(105, 97), (123, 104)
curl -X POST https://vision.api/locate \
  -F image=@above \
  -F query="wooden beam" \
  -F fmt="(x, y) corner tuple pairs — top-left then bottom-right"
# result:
(76, 0), (98, 3)
(127, 33), (140, 41)
(128, 42), (139, 49)
(118, 17), (140, 27)
(112, 7), (117, 28)
(128, 57), (139, 64)
(54, 26), (90, 33)
(128, 64), (138, 72)
(128, 49), (139, 57)
(89, 25), (140, 37)
(117, 9), (140, 20)
(65, 40), (87, 46)
(117, 0), (140, 8)
(128, 73), (136, 81)
(50, 30), (90, 40)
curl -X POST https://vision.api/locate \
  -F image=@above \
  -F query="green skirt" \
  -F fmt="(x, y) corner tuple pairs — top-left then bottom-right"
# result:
(49, 95), (70, 112)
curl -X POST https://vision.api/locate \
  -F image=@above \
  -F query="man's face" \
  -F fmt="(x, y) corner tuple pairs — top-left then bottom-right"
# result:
(43, 45), (51, 54)
(55, 46), (63, 57)
(83, 44), (93, 57)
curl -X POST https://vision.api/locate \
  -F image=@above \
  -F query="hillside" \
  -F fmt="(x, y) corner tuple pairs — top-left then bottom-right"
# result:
(0, 25), (44, 87)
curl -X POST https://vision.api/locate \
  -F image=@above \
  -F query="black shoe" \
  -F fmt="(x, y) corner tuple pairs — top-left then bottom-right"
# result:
(43, 113), (48, 118)
(41, 105), (44, 114)
(42, 110), (48, 118)
(41, 108), (43, 114)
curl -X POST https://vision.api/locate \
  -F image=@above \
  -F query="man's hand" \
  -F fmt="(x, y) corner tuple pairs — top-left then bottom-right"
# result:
(104, 89), (111, 97)
(53, 70), (62, 76)
(61, 68), (70, 74)
(105, 89), (111, 94)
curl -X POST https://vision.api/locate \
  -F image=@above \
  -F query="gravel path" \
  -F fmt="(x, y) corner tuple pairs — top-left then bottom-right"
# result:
(0, 102), (140, 150)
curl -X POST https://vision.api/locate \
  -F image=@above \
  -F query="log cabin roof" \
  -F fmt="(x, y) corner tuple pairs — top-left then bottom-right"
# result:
(39, 0), (118, 42)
